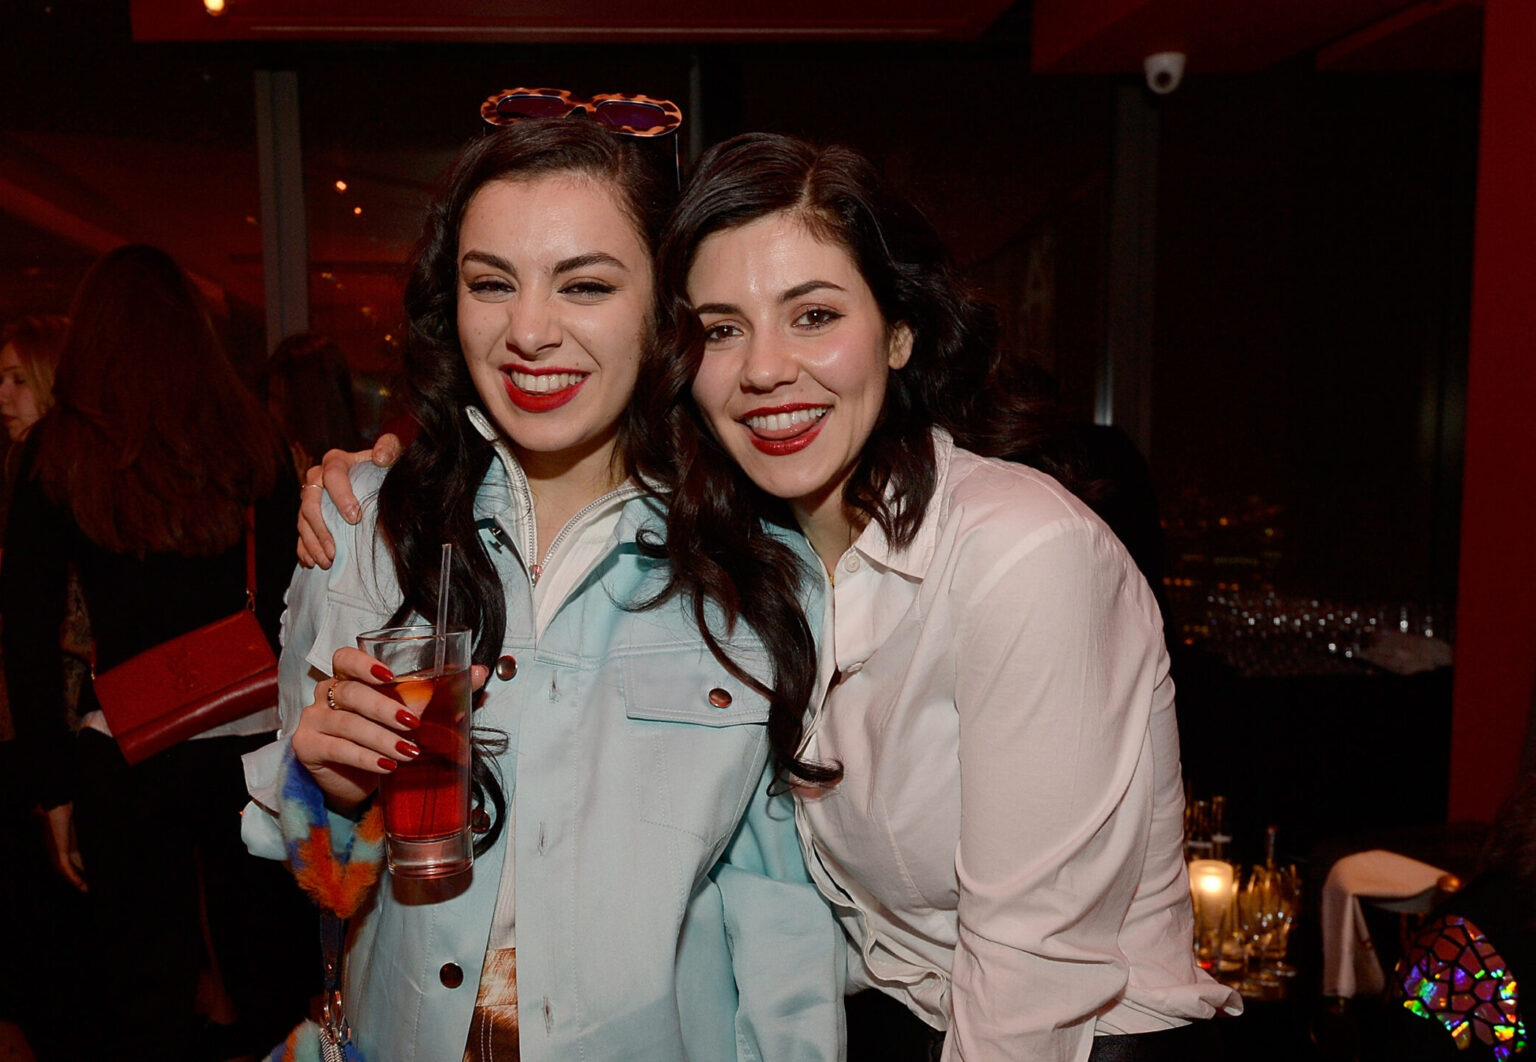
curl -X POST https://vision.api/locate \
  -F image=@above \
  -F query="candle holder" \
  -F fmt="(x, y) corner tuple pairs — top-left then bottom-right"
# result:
(1189, 858), (1235, 970)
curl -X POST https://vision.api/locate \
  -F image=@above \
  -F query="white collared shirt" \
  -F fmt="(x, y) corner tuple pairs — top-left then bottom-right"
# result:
(795, 431), (1241, 1060)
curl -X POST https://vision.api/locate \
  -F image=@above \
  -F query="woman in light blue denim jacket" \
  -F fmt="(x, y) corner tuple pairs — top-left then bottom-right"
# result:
(242, 116), (844, 1062)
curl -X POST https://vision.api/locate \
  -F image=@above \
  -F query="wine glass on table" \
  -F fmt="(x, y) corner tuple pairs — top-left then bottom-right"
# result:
(1238, 866), (1282, 995)
(1261, 863), (1302, 979)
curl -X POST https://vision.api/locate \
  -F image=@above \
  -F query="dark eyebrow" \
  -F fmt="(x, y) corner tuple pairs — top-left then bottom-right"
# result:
(553, 251), (628, 274)
(460, 250), (514, 275)
(694, 280), (846, 318)
(781, 280), (845, 303)
(460, 250), (629, 276)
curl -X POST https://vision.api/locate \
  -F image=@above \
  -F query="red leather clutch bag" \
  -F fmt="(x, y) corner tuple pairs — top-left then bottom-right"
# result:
(92, 509), (279, 765)
(95, 609), (278, 765)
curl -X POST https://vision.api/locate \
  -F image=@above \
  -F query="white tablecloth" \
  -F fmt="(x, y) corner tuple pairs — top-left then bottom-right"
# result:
(1320, 849), (1449, 997)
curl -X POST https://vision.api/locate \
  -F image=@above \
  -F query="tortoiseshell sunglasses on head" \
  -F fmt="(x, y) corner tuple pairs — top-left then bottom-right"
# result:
(480, 87), (682, 138)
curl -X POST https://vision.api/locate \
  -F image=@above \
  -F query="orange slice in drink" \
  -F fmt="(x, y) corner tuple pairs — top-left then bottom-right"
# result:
(394, 677), (436, 714)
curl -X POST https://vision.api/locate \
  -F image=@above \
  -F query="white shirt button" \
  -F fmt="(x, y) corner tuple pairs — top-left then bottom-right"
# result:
(842, 554), (861, 574)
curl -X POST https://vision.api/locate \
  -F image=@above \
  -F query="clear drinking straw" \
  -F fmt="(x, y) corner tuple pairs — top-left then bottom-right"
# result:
(435, 542), (452, 675)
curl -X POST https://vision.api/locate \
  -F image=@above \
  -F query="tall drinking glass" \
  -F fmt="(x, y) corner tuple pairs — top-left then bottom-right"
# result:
(357, 625), (473, 878)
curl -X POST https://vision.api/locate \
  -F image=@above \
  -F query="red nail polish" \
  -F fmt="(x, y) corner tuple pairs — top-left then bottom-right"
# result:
(396, 740), (421, 759)
(377, 757), (398, 772)
(371, 664), (395, 682)
(396, 709), (420, 729)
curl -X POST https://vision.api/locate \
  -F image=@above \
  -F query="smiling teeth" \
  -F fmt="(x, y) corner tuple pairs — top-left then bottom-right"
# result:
(510, 371), (584, 393)
(745, 408), (827, 432)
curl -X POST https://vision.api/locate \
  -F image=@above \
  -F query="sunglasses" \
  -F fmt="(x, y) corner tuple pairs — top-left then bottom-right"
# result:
(480, 88), (682, 138)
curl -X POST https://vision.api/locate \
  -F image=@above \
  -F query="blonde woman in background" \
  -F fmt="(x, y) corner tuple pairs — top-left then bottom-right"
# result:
(1, 315), (68, 472)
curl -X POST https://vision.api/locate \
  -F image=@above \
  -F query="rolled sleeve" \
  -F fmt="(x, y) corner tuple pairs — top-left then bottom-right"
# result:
(240, 734), (290, 860)
(241, 520), (333, 858)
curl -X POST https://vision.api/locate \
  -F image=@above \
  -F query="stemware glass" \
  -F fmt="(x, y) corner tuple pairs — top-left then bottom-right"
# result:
(1238, 866), (1283, 992)
(1261, 863), (1302, 978)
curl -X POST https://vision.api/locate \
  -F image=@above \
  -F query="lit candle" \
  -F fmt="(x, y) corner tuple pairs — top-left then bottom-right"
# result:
(1188, 858), (1235, 967)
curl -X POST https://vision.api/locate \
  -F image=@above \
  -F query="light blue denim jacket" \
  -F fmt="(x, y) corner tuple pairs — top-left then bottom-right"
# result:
(243, 432), (844, 1062)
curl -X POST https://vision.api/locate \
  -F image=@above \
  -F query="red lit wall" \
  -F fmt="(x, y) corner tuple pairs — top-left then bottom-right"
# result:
(1449, 0), (1536, 821)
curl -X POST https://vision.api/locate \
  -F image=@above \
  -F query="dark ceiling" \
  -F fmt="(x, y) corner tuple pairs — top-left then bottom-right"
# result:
(0, 0), (1484, 355)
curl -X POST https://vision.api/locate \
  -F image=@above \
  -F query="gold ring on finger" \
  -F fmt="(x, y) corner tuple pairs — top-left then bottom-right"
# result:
(326, 681), (340, 710)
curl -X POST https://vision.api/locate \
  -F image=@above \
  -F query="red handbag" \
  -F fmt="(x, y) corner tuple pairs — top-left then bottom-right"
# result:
(94, 509), (279, 765)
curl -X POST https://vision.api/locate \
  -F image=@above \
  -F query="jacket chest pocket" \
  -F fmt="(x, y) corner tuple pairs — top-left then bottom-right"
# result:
(616, 644), (772, 849)
(622, 645), (772, 729)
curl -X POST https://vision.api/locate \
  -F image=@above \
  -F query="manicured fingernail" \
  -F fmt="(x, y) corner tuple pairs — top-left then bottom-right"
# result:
(396, 740), (420, 759)
(396, 709), (420, 729)
(345, 505), (361, 522)
(371, 664), (395, 682)
(377, 757), (398, 771)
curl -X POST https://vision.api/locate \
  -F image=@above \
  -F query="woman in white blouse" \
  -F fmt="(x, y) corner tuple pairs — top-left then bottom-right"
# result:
(643, 133), (1243, 1061)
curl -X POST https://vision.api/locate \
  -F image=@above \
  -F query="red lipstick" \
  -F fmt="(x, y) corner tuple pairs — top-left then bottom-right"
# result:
(503, 368), (586, 413)
(741, 403), (827, 456)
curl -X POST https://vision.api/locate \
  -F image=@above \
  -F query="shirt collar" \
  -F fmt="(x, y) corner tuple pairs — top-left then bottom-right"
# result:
(846, 427), (952, 580)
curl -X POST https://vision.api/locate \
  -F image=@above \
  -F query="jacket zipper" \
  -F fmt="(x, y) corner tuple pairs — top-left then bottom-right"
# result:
(470, 410), (639, 587)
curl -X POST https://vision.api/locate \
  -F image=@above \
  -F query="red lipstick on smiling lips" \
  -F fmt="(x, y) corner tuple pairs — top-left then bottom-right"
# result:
(502, 365), (588, 413)
(740, 402), (828, 456)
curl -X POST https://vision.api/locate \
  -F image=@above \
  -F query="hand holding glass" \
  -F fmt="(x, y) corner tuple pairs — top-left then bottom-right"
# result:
(357, 625), (473, 878)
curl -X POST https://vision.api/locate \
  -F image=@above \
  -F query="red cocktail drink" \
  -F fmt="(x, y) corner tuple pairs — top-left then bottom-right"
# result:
(378, 669), (471, 840)
(357, 626), (474, 878)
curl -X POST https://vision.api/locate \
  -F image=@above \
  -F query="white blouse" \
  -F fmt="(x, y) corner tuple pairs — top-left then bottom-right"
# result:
(794, 432), (1241, 1061)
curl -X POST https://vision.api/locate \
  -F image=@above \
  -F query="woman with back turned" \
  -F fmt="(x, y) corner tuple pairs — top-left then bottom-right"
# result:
(0, 245), (313, 1060)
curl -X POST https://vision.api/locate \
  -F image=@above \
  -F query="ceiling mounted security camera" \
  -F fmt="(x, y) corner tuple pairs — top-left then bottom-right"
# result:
(1144, 51), (1186, 95)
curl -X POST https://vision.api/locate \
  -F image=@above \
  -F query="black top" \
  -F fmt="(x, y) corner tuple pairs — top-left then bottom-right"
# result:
(0, 436), (298, 807)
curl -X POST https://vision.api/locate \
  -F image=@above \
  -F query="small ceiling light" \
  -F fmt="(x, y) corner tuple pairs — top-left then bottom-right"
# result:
(353, 206), (363, 216)
(204, 0), (226, 15)
(334, 180), (348, 193)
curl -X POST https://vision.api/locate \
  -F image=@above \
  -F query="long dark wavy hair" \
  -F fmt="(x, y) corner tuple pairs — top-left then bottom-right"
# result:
(375, 119), (674, 852)
(33, 245), (283, 555)
(636, 134), (1066, 784)
(260, 331), (364, 472)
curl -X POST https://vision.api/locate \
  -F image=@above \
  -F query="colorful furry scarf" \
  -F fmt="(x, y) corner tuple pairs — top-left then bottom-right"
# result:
(277, 746), (385, 919)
